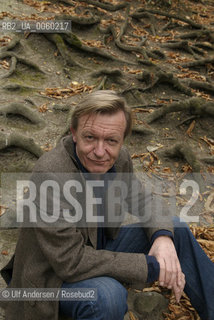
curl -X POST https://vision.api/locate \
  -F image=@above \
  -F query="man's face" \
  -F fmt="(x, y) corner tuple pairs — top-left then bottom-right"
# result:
(71, 110), (126, 173)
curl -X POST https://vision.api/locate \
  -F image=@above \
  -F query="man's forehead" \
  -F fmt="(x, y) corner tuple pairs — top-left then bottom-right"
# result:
(78, 111), (126, 128)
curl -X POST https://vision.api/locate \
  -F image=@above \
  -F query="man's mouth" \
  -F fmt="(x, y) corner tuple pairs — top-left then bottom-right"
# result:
(88, 159), (108, 164)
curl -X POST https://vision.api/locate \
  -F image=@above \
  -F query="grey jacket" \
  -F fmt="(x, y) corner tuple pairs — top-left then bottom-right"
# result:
(0, 135), (173, 320)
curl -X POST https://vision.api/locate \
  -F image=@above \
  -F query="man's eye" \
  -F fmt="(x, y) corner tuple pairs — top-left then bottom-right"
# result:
(108, 139), (117, 144)
(86, 136), (94, 140)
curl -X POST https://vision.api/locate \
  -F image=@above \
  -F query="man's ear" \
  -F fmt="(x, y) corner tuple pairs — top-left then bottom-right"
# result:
(70, 127), (77, 142)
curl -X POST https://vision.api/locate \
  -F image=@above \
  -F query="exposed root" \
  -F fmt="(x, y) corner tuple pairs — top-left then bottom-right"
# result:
(175, 30), (214, 42)
(158, 143), (202, 172)
(0, 132), (44, 158)
(63, 32), (137, 65)
(181, 79), (214, 95)
(141, 70), (193, 96)
(200, 157), (214, 165)
(181, 57), (214, 68)
(0, 36), (20, 53)
(145, 97), (214, 123)
(0, 103), (46, 127)
(132, 125), (155, 135)
(0, 51), (46, 74)
(2, 83), (41, 91)
(0, 56), (17, 79)
(44, 33), (87, 68)
(91, 68), (126, 85)
(96, 76), (107, 90)
(56, 13), (100, 26)
(161, 40), (205, 59)
(131, 8), (203, 29)
(75, 0), (127, 11)
(52, 104), (70, 111)
(101, 7), (164, 62)
(91, 68), (123, 78)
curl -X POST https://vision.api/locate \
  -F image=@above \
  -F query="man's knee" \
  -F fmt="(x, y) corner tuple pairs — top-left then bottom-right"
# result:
(96, 277), (128, 320)
(60, 277), (128, 320)
(172, 216), (194, 252)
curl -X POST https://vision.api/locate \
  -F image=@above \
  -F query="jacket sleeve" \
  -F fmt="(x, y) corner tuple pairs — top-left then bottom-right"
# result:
(33, 224), (148, 287)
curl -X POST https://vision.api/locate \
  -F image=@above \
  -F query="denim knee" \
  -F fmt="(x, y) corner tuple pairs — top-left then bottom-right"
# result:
(172, 216), (195, 254)
(95, 277), (128, 320)
(60, 277), (128, 320)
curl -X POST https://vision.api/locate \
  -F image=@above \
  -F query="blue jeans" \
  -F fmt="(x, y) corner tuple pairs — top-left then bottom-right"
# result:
(59, 218), (214, 320)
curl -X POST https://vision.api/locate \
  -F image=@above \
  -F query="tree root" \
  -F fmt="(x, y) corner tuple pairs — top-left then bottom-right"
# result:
(181, 57), (214, 68)
(56, 13), (100, 26)
(158, 143), (202, 172)
(175, 30), (214, 42)
(141, 70), (193, 96)
(90, 68), (126, 85)
(0, 56), (17, 79)
(161, 40), (205, 59)
(96, 76), (107, 90)
(159, 143), (206, 191)
(74, 0), (127, 11)
(181, 79), (214, 95)
(44, 33), (88, 68)
(0, 51), (46, 74)
(101, 11), (164, 62)
(0, 103), (46, 127)
(0, 132), (44, 158)
(200, 157), (214, 165)
(52, 104), (70, 111)
(137, 59), (159, 67)
(62, 32), (137, 65)
(2, 83), (41, 91)
(131, 8), (203, 29)
(0, 36), (20, 53)
(145, 97), (214, 123)
(132, 125), (155, 135)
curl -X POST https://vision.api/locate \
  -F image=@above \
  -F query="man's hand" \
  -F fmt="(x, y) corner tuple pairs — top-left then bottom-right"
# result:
(148, 236), (185, 303)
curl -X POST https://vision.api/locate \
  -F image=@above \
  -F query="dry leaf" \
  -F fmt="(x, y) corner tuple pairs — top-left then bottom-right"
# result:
(1, 250), (8, 255)
(0, 205), (8, 216)
(186, 120), (195, 137)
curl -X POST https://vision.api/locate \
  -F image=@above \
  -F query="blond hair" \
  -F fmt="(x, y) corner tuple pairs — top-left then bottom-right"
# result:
(71, 90), (132, 138)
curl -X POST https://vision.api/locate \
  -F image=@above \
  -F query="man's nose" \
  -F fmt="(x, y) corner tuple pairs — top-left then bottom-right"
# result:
(94, 141), (105, 157)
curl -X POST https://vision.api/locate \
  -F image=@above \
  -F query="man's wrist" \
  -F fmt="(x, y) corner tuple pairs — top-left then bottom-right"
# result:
(146, 255), (160, 283)
(151, 230), (174, 245)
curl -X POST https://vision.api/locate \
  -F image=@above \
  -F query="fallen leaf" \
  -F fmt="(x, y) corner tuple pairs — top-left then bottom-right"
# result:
(1, 250), (8, 255)
(186, 120), (195, 137)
